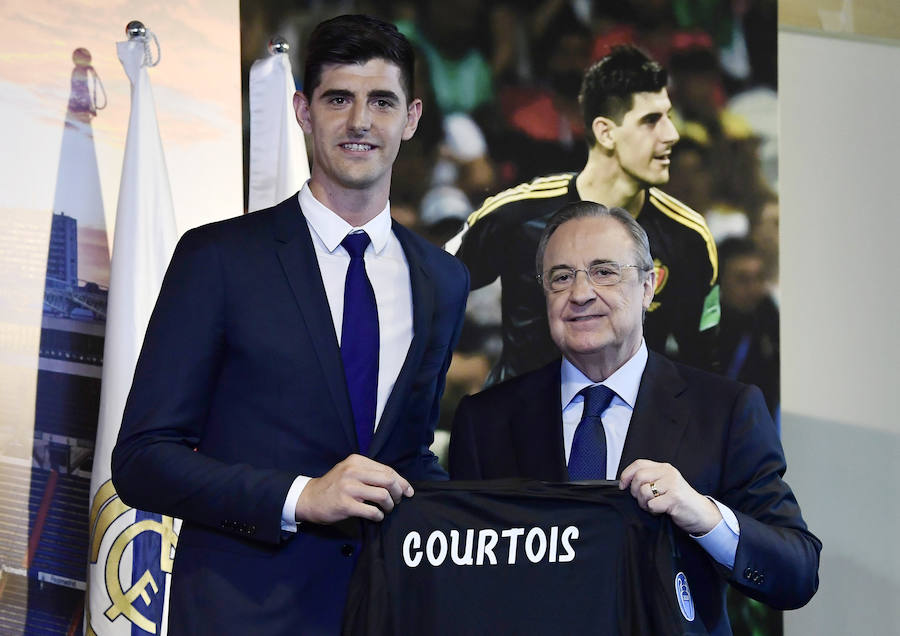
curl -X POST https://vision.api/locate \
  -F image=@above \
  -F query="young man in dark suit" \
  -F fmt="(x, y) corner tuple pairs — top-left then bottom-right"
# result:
(113, 15), (468, 635)
(450, 202), (818, 635)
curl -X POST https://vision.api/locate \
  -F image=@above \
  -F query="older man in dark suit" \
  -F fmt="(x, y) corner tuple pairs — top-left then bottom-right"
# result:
(112, 15), (468, 635)
(449, 201), (818, 635)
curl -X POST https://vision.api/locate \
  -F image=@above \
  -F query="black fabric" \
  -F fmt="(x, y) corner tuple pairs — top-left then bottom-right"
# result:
(343, 480), (710, 636)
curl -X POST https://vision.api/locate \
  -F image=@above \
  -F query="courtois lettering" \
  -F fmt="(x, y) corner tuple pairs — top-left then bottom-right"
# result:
(345, 483), (707, 635)
(402, 525), (579, 567)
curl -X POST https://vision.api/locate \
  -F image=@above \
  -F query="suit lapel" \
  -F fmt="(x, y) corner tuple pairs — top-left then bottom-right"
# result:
(368, 222), (434, 457)
(509, 361), (568, 481)
(272, 197), (357, 450)
(617, 351), (689, 477)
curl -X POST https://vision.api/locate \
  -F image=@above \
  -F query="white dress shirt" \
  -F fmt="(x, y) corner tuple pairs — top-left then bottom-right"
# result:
(281, 183), (414, 531)
(560, 341), (740, 568)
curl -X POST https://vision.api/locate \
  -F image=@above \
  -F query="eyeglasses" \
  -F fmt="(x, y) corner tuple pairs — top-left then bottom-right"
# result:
(538, 262), (647, 292)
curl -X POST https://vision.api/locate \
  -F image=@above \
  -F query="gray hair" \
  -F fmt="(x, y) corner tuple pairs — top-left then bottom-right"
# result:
(535, 201), (653, 279)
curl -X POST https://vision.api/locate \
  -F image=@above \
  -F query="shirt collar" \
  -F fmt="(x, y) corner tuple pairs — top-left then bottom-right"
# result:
(298, 182), (392, 254)
(560, 340), (648, 410)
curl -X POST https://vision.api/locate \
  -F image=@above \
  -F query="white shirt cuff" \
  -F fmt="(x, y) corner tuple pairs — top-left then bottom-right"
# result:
(691, 498), (740, 569)
(281, 475), (312, 533)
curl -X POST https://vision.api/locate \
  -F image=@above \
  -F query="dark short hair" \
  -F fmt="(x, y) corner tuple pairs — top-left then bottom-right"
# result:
(717, 237), (761, 270)
(303, 14), (415, 103)
(579, 45), (667, 146)
(535, 201), (654, 279)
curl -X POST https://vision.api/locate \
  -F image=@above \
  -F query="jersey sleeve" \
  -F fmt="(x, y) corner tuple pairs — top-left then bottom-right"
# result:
(672, 234), (720, 371)
(448, 205), (506, 291)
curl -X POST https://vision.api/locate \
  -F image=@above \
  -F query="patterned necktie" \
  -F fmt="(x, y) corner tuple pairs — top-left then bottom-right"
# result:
(340, 232), (379, 455)
(567, 384), (616, 480)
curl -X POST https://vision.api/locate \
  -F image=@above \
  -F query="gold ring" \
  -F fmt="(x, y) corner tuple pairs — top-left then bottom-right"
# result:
(649, 482), (660, 497)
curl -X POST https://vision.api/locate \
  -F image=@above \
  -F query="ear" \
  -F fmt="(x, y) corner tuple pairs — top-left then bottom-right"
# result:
(591, 116), (616, 151)
(401, 98), (423, 141)
(293, 91), (313, 134)
(641, 268), (656, 310)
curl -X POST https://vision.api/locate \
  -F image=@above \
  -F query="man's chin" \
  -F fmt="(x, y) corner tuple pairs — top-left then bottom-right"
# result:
(628, 172), (668, 191)
(335, 172), (384, 191)
(647, 171), (670, 187)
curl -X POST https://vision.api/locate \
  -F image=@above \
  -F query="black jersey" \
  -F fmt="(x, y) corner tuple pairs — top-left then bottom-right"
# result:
(452, 173), (719, 382)
(343, 480), (710, 636)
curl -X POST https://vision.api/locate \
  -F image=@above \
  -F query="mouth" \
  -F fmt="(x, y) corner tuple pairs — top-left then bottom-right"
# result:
(567, 314), (606, 323)
(653, 152), (671, 165)
(340, 142), (376, 152)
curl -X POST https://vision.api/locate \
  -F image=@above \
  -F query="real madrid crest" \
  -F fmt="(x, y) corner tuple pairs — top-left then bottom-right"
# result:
(86, 480), (178, 634)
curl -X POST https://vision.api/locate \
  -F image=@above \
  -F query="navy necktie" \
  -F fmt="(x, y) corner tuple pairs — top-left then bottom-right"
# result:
(340, 232), (379, 455)
(567, 384), (616, 480)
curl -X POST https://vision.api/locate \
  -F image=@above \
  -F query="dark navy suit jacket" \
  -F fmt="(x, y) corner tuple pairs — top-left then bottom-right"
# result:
(112, 195), (469, 635)
(449, 352), (820, 635)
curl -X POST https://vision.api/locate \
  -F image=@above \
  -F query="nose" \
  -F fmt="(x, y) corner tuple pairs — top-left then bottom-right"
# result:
(661, 115), (679, 145)
(348, 101), (371, 135)
(568, 270), (596, 305)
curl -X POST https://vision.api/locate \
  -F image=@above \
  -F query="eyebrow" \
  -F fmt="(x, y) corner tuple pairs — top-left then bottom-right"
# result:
(318, 88), (400, 102)
(547, 259), (616, 271)
(639, 104), (673, 122)
(318, 88), (351, 100)
(368, 89), (401, 102)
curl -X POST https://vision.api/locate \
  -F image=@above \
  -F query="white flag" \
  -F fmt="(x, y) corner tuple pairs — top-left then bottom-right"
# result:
(86, 36), (178, 636)
(248, 49), (309, 212)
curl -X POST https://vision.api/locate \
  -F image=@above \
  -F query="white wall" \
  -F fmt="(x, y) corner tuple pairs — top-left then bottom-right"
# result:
(779, 28), (900, 635)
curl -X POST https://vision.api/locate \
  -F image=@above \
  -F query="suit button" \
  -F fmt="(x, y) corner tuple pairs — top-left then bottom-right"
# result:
(757, 573), (765, 585)
(341, 544), (354, 557)
(743, 568), (752, 580)
(249, 525), (256, 535)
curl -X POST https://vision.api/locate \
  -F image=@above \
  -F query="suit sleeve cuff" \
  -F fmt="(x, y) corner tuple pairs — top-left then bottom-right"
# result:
(281, 475), (311, 533)
(691, 498), (740, 569)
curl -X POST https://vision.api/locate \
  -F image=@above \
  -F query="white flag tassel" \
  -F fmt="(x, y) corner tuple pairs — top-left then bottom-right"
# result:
(86, 25), (178, 636)
(248, 37), (309, 212)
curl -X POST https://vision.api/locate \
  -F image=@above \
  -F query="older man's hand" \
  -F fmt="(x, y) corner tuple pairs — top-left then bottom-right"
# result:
(619, 459), (722, 536)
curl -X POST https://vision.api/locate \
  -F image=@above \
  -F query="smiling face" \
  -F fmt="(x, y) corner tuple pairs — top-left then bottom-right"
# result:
(295, 58), (421, 204)
(543, 216), (655, 380)
(609, 89), (679, 188)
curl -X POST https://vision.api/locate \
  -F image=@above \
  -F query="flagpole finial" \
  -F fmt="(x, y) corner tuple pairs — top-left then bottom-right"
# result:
(268, 36), (289, 55)
(124, 21), (161, 67)
(126, 21), (146, 40)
